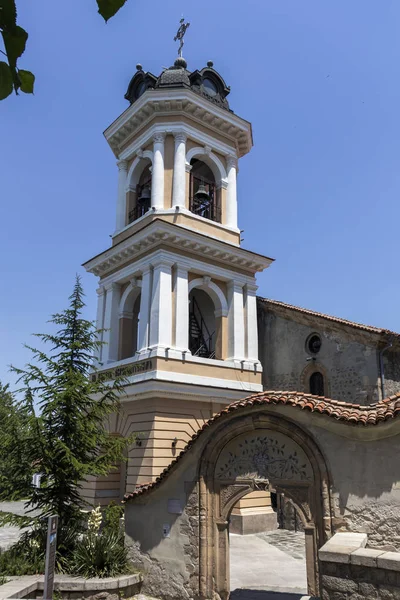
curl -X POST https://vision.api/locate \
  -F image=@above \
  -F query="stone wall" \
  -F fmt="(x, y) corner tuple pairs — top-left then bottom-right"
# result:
(319, 533), (400, 600)
(384, 349), (400, 397)
(258, 305), (382, 404)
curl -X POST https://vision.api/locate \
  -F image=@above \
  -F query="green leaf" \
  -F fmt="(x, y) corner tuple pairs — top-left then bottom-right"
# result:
(96, 0), (127, 22)
(0, 0), (17, 30)
(2, 25), (28, 67)
(0, 61), (13, 99)
(18, 69), (34, 93)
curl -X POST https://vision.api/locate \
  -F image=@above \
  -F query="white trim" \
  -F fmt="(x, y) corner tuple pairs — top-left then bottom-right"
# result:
(189, 277), (228, 317)
(118, 121), (239, 163)
(119, 283), (141, 315)
(185, 146), (228, 181)
(104, 89), (252, 158)
(84, 221), (272, 279)
(116, 369), (263, 392)
(125, 151), (153, 191)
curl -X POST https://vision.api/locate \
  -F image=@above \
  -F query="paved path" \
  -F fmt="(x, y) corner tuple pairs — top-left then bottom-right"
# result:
(230, 530), (308, 597)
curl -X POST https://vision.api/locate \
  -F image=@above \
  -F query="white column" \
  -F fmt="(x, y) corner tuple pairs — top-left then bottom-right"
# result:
(102, 282), (121, 363)
(174, 266), (189, 351)
(245, 283), (259, 361)
(226, 155), (238, 229)
(116, 160), (128, 231)
(227, 281), (245, 360)
(94, 285), (106, 364)
(149, 260), (172, 349)
(137, 267), (152, 352)
(172, 132), (187, 209)
(151, 133), (165, 210)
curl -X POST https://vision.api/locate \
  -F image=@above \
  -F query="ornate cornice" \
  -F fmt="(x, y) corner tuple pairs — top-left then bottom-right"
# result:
(83, 219), (273, 278)
(104, 89), (252, 159)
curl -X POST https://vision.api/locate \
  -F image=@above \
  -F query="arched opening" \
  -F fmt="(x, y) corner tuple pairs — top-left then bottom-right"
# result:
(229, 489), (308, 598)
(310, 371), (324, 396)
(199, 414), (332, 599)
(189, 158), (220, 223)
(128, 162), (152, 224)
(189, 288), (216, 358)
(119, 292), (141, 360)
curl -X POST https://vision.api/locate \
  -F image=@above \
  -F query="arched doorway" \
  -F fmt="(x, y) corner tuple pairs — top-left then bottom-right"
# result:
(198, 414), (332, 599)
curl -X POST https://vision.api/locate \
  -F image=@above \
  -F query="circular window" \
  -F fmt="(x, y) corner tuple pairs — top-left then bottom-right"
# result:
(203, 78), (218, 97)
(307, 334), (322, 355)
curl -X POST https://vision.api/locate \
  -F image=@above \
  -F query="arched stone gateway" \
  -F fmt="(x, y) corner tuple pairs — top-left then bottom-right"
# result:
(123, 392), (400, 600)
(199, 414), (331, 598)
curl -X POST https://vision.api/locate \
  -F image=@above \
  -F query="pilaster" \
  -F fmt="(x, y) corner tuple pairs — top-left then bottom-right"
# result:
(149, 259), (173, 349)
(226, 155), (238, 229)
(174, 266), (189, 352)
(151, 132), (166, 210)
(245, 283), (259, 361)
(102, 282), (121, 363)
(94, 286), (106, 364)
(172, 132), (187, 209)
(227, 281), (245, 360)
(116, 160), (128, 232)
(137, 267), (152, 352)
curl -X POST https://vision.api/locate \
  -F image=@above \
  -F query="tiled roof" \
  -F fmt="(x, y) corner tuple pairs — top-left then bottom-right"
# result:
(124, 390), (400, 501)
(259, 297), (400, 339)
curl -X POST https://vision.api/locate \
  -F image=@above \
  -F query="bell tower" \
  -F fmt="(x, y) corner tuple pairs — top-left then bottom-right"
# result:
(83, 46), (272, 501)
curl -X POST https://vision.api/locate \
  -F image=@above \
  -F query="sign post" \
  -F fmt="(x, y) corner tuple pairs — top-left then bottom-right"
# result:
(43, 515), (58, 600)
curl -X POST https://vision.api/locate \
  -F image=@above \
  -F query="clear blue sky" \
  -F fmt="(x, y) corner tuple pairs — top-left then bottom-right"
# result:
(1, 0), (399, 387)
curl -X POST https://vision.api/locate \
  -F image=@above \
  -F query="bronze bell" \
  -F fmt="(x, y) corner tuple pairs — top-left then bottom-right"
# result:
(138, 185), (151, 203)
(194, 182), (210, 202)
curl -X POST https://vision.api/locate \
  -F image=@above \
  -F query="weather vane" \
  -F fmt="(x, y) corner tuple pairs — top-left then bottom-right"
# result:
(174, 17), (190, 58)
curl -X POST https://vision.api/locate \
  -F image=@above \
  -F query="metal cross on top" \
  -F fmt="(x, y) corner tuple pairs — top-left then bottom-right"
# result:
(174, 17), (190, 57)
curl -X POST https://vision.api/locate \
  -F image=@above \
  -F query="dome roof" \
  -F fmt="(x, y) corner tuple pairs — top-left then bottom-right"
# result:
(125, 59), (231, 111)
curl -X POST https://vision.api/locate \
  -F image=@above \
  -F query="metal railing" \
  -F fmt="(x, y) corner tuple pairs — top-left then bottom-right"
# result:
(189, 296), (215, 359)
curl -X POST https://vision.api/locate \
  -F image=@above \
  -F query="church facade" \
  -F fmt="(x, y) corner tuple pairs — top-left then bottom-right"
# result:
(83, 54), (400, 522)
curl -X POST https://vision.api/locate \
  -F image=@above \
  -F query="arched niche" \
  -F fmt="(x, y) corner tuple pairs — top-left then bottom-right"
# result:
(119, 284), (142, 360)
(198, 413), (332, 599)
(185, 146), (227, 182)
(125, 153), (153, 225)
(188, 278), (228, 360)
(301, 362), (330, 398)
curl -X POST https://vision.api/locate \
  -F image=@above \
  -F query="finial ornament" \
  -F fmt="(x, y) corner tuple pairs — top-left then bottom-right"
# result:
(174, 17), (190, 58)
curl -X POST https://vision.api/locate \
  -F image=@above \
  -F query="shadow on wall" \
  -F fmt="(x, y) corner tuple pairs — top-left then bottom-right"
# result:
(230, 591), (315, 600)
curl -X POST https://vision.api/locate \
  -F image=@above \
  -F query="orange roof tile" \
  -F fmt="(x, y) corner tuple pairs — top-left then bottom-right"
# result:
(124, 390), (400, 501)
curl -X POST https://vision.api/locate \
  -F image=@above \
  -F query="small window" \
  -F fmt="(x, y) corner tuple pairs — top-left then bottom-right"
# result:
(307, 334), (321, 355)
(309, 371), (324, 396)
(203, 78), (218, 97)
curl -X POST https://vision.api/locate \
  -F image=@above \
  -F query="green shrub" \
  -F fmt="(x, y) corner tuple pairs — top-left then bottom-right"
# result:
(67, 530), (130, 578)
(103, 501), (124, 535)
(0, 536), (45, 576)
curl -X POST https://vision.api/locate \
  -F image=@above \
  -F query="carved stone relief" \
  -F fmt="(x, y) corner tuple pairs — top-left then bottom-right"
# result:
(215, 430), (313, 482)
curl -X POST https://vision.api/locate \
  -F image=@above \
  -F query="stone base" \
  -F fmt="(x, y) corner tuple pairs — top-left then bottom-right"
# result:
(230, 509), (278, 535)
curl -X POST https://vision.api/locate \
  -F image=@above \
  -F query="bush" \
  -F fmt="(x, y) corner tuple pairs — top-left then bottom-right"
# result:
(103, 501), (124, 535)
(0, 536), (45, 576)
(67, 530), (130, 578)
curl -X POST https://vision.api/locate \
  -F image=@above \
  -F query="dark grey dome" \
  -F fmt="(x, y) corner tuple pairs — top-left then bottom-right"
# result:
(125, 59), (231, 111)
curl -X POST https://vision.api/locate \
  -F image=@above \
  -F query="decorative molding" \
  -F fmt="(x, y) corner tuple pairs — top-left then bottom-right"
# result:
(105, 89), (251, 160)
(226, 155), (237, 170)
(153, 132), (166, 143)
(174, 131), (187, 143)
(215, 432), (313, 482)
(96, 286), (105, 297)
(117, 159), (128, 171)
(185, 146), (227, 181)
(189, 277), (228, 317)
(83, 221), (273, 279)
(220, 484), (250, 516)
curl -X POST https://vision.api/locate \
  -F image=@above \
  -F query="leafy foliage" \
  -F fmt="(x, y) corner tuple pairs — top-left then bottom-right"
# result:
(0, 0), (34, 98)
(0, 382), (32, 500)
(0, 276), (133, 573)
(0, 0), (130, 100)
(103, 501), (124, 535)
(67, 529), (130, 578)
(96, 0), (128, 22)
